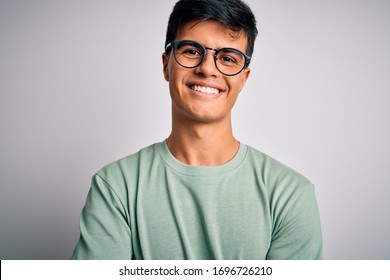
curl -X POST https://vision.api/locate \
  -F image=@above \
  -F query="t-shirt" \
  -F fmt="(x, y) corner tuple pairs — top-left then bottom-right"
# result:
(72, 141), (322, 259)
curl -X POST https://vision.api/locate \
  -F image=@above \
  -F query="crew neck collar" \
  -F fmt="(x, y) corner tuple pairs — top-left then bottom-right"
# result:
(156, 140), (247, 177)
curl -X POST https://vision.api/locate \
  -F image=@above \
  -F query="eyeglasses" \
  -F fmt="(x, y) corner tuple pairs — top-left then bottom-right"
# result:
(165, 40), (251, 76)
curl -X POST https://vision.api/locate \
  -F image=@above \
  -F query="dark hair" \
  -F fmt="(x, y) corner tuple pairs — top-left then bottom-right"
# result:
(165, 0), (258, 57)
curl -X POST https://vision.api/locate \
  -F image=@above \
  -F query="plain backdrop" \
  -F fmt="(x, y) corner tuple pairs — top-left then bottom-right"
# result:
(0, 0), (389, 260)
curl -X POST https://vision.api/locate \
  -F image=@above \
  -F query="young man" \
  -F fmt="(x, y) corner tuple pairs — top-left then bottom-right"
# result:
(72, 0), (322, 259)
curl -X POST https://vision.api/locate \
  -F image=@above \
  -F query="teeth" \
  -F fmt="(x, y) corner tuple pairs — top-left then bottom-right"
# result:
(192, 85), (220, 95)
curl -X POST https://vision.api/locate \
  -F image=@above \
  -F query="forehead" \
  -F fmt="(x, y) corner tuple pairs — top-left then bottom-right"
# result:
(175, 19), (248, 50)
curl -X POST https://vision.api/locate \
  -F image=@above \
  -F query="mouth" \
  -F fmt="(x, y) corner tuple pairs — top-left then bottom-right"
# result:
(190, 84), (221, 95)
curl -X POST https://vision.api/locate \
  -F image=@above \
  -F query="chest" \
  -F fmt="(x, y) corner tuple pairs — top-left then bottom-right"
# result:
(131, 171), (272, 259)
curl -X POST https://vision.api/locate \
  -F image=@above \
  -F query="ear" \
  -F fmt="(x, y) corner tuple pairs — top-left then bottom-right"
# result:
(242, 67), (251, 84)
(162, 52), (170, 81)
(238, 67), (251, 92)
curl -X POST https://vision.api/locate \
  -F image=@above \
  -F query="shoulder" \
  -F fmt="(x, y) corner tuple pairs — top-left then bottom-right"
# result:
(94, 142), (160, 187)
(247, 146), (311, 185)
(244, 144), (314, 195)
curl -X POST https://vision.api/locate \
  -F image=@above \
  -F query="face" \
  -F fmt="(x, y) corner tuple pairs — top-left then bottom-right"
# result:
(162, 20), (251, 124)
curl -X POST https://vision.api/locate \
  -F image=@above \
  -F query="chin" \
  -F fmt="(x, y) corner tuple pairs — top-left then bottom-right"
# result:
(190, 111), (226, 124)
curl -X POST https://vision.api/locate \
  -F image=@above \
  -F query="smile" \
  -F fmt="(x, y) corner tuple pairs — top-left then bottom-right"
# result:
(191, 85), (220, 95)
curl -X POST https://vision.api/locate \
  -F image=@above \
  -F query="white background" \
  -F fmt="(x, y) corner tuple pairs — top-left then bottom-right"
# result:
(0, 0), (389, 259)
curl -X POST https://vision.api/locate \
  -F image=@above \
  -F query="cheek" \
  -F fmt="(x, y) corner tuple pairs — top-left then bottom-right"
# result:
(168, 65), (188, 91)
(227, 78), (244, 94)
(168, 68), (185, 103)
(230, 72), (249, 93)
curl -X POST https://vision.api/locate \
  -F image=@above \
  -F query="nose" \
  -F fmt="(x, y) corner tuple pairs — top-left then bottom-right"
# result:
(194, 49), (219, 77)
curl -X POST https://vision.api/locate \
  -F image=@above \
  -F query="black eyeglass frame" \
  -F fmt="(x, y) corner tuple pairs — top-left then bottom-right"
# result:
(165, 40), (251, 76)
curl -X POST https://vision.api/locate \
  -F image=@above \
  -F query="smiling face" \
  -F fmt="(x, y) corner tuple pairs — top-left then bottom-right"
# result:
(163, 19), (251, 124)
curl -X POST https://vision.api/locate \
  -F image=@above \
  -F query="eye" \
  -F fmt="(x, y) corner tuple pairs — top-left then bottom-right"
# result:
(220, 56), (237, 64)
(182, 48), (202, 57)
(217, 49), (244, 67)
(176, 41), (204, 58)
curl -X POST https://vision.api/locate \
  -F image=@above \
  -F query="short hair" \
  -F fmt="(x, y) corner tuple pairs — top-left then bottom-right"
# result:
(165, 0), (258, 57)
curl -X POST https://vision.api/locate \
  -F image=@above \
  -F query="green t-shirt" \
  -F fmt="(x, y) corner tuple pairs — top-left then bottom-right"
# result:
(72, 141), (322, 259)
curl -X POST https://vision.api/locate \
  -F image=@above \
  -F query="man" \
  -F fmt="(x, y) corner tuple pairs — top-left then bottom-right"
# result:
(72, 0), (322, 259)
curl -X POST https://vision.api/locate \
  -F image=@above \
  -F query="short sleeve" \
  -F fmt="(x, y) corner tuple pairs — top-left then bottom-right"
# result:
(72, 174), (132, 259)
(266, 184), (323, 260)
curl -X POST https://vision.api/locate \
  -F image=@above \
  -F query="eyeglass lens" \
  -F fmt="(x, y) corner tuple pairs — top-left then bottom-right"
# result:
(173, 41), (246, 76)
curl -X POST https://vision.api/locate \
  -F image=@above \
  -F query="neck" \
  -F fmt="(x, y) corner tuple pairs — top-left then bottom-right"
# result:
(166, 111), (239, 166)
